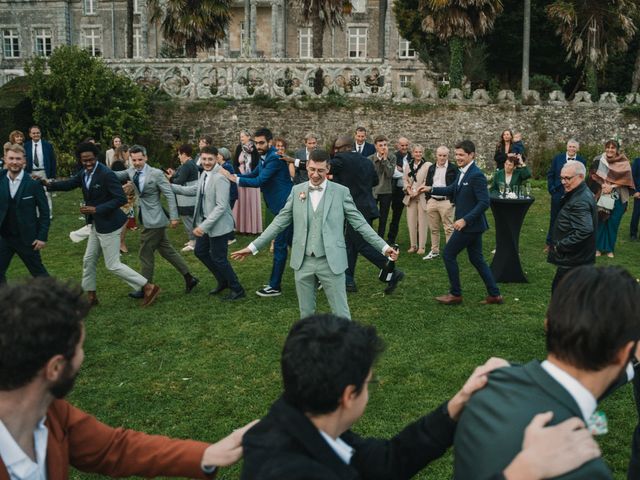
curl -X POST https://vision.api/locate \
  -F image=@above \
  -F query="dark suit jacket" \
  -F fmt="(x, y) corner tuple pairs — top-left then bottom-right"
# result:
(25, 139), (57, 179)
(0, 170), (50, 243)
(547, 153), (587, 196)
(238, 146), (292, 215)
(48, 162), (127, 234)
(454, 360), (612, 480)
(293, 147), (310, 184)
(633, 158), (640, 194)
(424, 162), (457, 201)
(241, 396), (458, 480)
(431, 162), (489, 233)
(0, 399), (210, 480)
(330, 151), (379, 220)
(353, 142), (376, 158)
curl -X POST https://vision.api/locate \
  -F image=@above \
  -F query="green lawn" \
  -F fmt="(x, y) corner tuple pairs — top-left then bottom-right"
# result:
(8, 181), (640, 480)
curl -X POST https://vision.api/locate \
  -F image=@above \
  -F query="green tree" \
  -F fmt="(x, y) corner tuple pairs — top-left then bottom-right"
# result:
(546, 0), (638, 97)
(290, 0), (347, 58)
(148, 0), (231, 58)
(25, 46), (150, 156)
(421, 0), (503, 89)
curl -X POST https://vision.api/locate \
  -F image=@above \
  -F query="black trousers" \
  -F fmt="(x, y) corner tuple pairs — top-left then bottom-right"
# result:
(345, 218), (388, 286)
(388, 185), (405, 243)
(194, 232), (242, 292)
(376, 194), (393, 239)
(0, 236), (49, 284)
(551, 266), (573, 294)
(630, 372), (640, 479)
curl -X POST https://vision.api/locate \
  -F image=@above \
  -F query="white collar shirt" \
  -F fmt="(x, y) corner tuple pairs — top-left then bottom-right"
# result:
(0, 417), (48, 480)
(309, 179), (328, 212)
(8, 170), (25, 199)
(318, 430), (354, 465)
(84, 163), (99, 189)
(134, 163), (149, 193)
(566, 153), (577, 162)
(457, 161), (473, 185)
(32, 143), (44, 169)
(541, 360), (597, 421)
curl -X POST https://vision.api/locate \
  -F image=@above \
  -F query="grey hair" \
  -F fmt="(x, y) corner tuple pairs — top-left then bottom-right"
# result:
(567, 139), (580, 148)
(304, 132), (318, 142)
(564, 160), (586, 177)
(240, 129), (252, 138)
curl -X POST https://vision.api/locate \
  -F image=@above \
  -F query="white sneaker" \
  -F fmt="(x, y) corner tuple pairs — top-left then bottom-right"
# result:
(422, 251), (439, 260)
(181, 244), (195, 252)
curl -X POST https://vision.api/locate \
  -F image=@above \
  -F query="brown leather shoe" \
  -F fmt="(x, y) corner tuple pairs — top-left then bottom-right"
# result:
(435, 293), (463, 305)
(87, 291), (99, 307)
(142, 283), (161, 307)
(543, 245), (551, 253)
(481, 295), (504, 305)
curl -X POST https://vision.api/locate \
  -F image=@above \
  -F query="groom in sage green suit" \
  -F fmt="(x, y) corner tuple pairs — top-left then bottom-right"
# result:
(232, 150), (398, 319)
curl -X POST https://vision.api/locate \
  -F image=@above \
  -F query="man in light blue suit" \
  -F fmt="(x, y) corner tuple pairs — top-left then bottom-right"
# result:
(223, 128), (292, 298)
(231, 150), (398, 319)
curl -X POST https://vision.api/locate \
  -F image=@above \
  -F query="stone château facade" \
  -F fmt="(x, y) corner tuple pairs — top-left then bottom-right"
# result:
(0, 0), (429, 93)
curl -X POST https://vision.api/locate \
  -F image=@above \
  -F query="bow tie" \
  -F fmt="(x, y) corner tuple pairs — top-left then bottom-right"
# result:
(309, 185), (323, 192)
(568, 157), (576, 161)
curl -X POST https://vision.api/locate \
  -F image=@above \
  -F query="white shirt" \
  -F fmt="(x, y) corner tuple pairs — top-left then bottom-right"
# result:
(293, 149), (312, 168)
(541, 360), (597, 421)
(457, 161), (474, 185)
(8, 170), (24, 199)
(309, 179), (327, 212)
(134, 163), (149, 193)
(318, 430), (354, 465)
(201, 170), (213, 193)
(0, 418), (48, 480)
(355, 143), (364, 154)
(84, 164), (98, 189)
(431, 162), (449, 199)
(32, 143), (44, 169)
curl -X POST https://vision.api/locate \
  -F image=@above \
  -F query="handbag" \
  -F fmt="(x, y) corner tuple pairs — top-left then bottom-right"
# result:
(597, 193), (615, 211)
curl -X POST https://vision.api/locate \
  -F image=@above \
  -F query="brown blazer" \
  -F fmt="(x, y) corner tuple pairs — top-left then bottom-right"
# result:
(0, 400), (211, 480)
(403, 161), (432, 210)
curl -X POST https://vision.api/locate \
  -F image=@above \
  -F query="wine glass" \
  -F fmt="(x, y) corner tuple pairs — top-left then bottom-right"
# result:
(525, 182), (532, 198)
(498, 181), (506, 198)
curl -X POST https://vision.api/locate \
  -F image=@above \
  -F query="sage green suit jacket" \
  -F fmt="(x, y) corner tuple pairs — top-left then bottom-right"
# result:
(454, 360), (612, 479)
(253, 181), (387, 274)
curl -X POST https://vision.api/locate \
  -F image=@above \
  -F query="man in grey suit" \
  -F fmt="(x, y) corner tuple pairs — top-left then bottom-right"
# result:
(454, 265), (640, 480)
(291, 133), (318, 184)
(172, 146), (244, 301)
(115, 145), (199, 299)
(232, 150), (398, 319)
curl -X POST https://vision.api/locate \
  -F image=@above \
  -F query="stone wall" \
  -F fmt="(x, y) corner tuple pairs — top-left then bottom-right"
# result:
(151, 98), (640, 174)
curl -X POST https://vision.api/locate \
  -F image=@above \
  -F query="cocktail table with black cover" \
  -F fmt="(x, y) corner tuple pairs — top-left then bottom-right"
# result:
(489, 194), (535, 283)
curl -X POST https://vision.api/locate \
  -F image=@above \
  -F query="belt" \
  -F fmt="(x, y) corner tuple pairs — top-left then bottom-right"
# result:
(32, 168), (45, 171)
(431, 196), (447, 201)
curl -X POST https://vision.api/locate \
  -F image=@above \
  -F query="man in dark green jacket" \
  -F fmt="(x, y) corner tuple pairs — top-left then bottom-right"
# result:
(454, 265), (640, 480)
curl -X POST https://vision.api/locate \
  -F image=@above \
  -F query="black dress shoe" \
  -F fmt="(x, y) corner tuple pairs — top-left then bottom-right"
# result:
(128, 290), (144, 299)
(185, 275), (200, 293)
(384, 270), (405, 294)
(222, 289), (246, 301)
(209, 284), (229, 295)
(346, 283), (358, 293)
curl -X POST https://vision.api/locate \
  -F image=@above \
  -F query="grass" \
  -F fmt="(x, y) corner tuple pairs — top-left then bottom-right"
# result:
(7, 181), (640, 480)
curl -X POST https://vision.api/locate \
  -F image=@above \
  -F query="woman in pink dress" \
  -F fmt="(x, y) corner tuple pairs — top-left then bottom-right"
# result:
(232, 130), (263, 234)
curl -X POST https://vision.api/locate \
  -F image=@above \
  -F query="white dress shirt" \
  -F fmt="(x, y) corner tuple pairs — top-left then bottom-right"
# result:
(457, 161), (474, 185)
(541, 360), (597, 421)
(8, 170), (24, 199)
(431, 162), (449, 199)
(134, 163), (150, 193)
(32, 143), (44, 170)
(0, 418), (48, 480)
(318, 430), (354, 465)
(309, 179), (327, 211)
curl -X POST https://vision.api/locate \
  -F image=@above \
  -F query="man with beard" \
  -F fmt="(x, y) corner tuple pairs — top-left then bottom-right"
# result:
(0, 277), (255, 479)
(454, 265), (640, 480)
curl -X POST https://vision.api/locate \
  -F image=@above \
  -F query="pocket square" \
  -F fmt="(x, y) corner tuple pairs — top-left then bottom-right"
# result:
(22, 195), (33, 200)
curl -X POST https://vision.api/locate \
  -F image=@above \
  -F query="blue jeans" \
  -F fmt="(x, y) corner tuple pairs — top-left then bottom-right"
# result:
(268, 224), (293, 290)
(443, 230), (499, 297)
(194, 232), (242, 292)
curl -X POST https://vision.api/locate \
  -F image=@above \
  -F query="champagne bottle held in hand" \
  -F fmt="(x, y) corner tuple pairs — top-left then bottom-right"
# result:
(379, 244), (399, 282)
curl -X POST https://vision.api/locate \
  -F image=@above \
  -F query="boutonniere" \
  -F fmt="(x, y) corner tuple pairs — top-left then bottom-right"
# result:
(299, 191), (307, 202)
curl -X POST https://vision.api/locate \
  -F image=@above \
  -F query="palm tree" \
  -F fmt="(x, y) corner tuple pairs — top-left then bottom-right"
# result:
(148, 0), (231, 58)
(290, 0), (347, 58)
(545, 0), (638, 97)
(421, 0), (503, 89)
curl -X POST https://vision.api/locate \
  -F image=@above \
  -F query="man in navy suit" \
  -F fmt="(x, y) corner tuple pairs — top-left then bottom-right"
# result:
(422, 140), (502, 305)
(24, 125), (57, 217)
(629, 156), (640, 240)
(353, 126), (375, 157)
(47, 142), (160, 307)
(545, 139), (586, 251)
(221, 128), (293, 298)
(0, 144), (50, 284)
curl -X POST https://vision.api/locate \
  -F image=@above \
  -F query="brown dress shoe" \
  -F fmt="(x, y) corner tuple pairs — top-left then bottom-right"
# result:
(435, 293), (463, 305)
(142, 283), (161, 307)
(543, 245), (551, 253)
(87, 291), (99, 307)
(480, 295), (504, 305)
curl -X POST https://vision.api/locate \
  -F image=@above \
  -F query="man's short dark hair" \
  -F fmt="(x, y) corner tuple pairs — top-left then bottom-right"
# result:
(129, 144), (147, 156)
(546, 266), (640, 371)
(178, 144), (193, 157)
(374, 135), (388, 144)
(281, 314), (385, 415)
(200, 135), (214, 145)
(309, 149), (330, 163)
(455, 140), (476, 154)
(0, 278), (89, 390)
(254, 128), (273, 141)
(333, 136), (354, 152)
(355, 126), (367, 134)
(200, 145), (218, 156)
(75, 142), (100, 160)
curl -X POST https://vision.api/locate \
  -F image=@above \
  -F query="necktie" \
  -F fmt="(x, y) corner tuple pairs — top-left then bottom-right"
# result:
(133, 170), (141, 192)
(358, 145), (362, 154)
(33, 144), (40, 168)
(197, 173), (208, 220)
(309, 184), (323, 192)
(201, 173), (208, 194)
